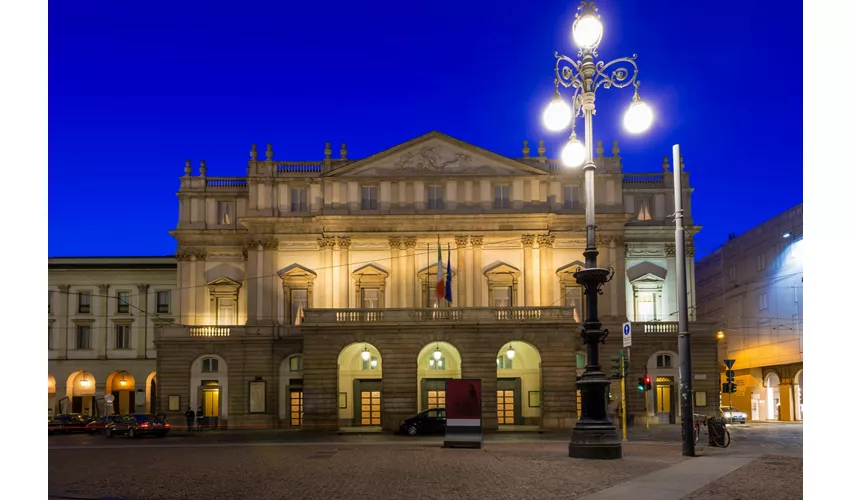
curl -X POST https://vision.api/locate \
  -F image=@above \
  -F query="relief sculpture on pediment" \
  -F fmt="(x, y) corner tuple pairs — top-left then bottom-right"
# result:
(396, 147), (472, 173)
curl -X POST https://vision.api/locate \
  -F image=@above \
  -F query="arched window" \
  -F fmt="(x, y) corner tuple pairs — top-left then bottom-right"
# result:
(202, 357), (219, 373)
(288, 355), (302, 372)
(656, 354), (672, 368)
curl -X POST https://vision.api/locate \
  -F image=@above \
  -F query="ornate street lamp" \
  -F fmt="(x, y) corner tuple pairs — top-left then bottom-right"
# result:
(361, 345), (371, 362)
(542, 1), (653, 460)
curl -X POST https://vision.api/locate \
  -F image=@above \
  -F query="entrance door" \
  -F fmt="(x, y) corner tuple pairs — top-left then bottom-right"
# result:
(421, 379), (447, 411)
(496, 378), (523, 425)
(202, 388), (220, 417)
(289, 390), (303, 426)
(656, 385), (671, 423)
(354, 380), (381, 426)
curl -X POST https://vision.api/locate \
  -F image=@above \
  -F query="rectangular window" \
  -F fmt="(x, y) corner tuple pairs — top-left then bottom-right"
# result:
(656, 354), (672, 368)
(497, 354), (513, 370)
(563, 185), (580, 209)
(218, 201), (233, 225)
(156, 291), (171, 314)
(361, 288), (379, 309)
(48, 325), (54, 350)
(249, 380), (267, 413)
(202, 358), (219, 373)
(636, 198), (652, 220)
(290, 289), (308, 324)
(217, 298), (234, 325)
(636, 292), (658, 321)
(757, 253), (766, 271)
(290, 187), (308, 212)
(427, 286), (438, 308)
(289, 356), (302, 372)
(361, 186), (377, 210)
(564, 286), (584, 322)
(493, 185), (510, 209)
(759, 293), (768, 311)
(427, 185), (444, 209)
(76, 325), (91, 349)
(117, 291), (131, 314)
(493, 286), (512, 307)
(428, 356), (446, 370)
(115, 324), (131, 349)
(78, 292), (91, 314)
(362, 355), (379, 370)
(728, 266), (737, 280)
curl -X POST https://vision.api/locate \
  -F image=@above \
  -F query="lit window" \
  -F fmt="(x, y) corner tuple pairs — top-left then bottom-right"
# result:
(289, 356), (302, 372)
(218, 201), (233, 225)
(564, 286), (583, 322)
(290, 289), (308, 324)
(362, 356), (379, 371)
(217, 298), (234, 325)
(497, 354), (513, 370)
(493, 286), (512, 307)
(636, 198), (652, 220)
(361, 288), (379, 309)
(202, 357), (219, 373)
(428, 356), (446, 370)
(576, 353), (586, 370)
(636, 292), (657, 321)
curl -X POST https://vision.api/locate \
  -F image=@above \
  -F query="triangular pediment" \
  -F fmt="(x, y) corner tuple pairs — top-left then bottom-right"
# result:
(324, 131), (549, 178)
(277, 264), (317, 279)
(627, 261), (668, 282)
(483, 261), (521, 277)
(206, 276), (242, 287)
(556, 260), (586, 277)
(352, 263), (389, 277)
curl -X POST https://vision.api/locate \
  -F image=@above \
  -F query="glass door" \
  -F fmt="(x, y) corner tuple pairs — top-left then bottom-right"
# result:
(496, 390), (515, 424)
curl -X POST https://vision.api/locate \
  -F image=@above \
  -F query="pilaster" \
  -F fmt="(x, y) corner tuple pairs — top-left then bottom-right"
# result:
(192, 249), (207, 324)
(97, 284), (109, 358)
(404, 237), (417, 308)
(136, 284), (149, 356)
(318, 237), (334, 308)
(338, 237), (351, 308)
(245, 241), (260, 323)
(455, 235), (469, 307)
(262, 238), (279, 324)
(522, 235), (536, 306)
(538, 235), (554, 307)
(388, 237), (403, 307)
(471, 235), (483, 306)
(56, 285), (70, 357)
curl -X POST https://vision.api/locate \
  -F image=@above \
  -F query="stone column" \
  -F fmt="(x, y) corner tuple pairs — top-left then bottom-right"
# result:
(388, 237), (402, 307)
(97, 284), (109, 357)
(136, 284), (149, 357)
(318, 237), (334, 308)
(263, 238), (280, 324)
(57, 285), (70, 357)
(779, 382), (793, 421)
(538, 235), (554, 307)
(404, 237), (417, 307)
(245, 241), (260, 323)
(471, 236), (483, 306)
(338, 237), (351, 308)
(522, 235), (536, 306)
(455, 235), (469, 307)
(256, 242), (266, 322)
(193, 249), (207, 324)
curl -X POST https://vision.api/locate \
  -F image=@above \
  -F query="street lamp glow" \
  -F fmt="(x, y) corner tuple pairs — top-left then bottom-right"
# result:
(543, 96), (572, 131)
(433, 346), (442, 361)
(561, 133), (586, 168)
(716, 331), (725, 340)
(624, 100), (653, 134)
(361, 346), (370, 361)
(573, 14), (603, 49)
(507, 345), (516, 360)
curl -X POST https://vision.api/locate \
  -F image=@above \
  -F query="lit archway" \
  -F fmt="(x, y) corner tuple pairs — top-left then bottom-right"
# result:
(496, 341), (541, 427)
(48, 375), (56, 417)
(646, 351), (679, 424)
(105, 371), (137, 415)
(190, 354), (229, 426)
(145, 372), (158, 414)
(65, 371), (97, 416)
(794, 369), (803, 421)
(279, 354), (304, 426)
(338, 342), (382, 427)
(416, 341), (462, 413)
(765, 372), (780, 420)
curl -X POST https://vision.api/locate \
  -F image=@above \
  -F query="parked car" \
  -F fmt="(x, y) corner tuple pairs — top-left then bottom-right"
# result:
(105, 414), (170, 438)
(721, 406), (747, 424)
(49, 414), (95, 434)
(86, 415), (122, 435)
(399, 408), (446, 436)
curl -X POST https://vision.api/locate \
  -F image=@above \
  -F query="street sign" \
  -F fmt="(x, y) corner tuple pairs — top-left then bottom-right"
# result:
(622, 322), (632, 347)
(723, 359), (736, 369)
(104, 394), (115, 404)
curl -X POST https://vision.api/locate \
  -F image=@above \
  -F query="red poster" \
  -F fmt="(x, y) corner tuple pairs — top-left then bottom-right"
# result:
(446, 379), (482, 420)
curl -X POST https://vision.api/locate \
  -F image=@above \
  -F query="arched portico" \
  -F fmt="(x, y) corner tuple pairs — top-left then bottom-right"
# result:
(48, 375), (56, 416)
(496, 341), (541, 427)
(65, 371), (97, 416)
(190, 354), (229, 425)
(416, 341), (462, 412)
(765, 372), (780, 420)
(338, 342), (382, 428)
(145, 372), (158, 414)
(105, 371), (137, 415)
(794, 369), (803, 421)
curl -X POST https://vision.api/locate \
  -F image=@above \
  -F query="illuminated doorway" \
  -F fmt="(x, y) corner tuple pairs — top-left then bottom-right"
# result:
(417, 341), (462, 412)
(338, 342), (382, 428)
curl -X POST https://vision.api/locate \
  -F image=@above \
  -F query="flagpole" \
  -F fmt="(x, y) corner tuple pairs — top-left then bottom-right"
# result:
(427, 242), (430, 308)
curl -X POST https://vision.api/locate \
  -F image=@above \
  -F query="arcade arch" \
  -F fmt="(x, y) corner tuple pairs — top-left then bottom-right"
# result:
(794, 369), (803, 421)
(765, 372), (780, 420)
(105, 370), (137, 415)
(416, 341), (462, 413)
(338, 342), (382, 427)
(496, 341), (541, 427)
(65, 371), (97, 416)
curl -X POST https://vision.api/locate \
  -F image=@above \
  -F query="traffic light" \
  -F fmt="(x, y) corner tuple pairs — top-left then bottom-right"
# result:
(645, 376), (652, 391)
(638, 375), (651, 391)
(610, 350), (625, 379)
(724, 369), (736, 394)
(638, 377), (645, 391)
(623, 355), (630, 376)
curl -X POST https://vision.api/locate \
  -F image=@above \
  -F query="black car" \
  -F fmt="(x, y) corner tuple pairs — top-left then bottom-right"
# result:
(399, 408), (446, 436)
(105, 414), (170, 438)
(49, 414), (95, 434)
(85, 415), (122, 435)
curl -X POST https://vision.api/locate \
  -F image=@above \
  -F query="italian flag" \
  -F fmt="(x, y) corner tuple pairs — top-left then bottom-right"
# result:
(436, 239), (446, 301)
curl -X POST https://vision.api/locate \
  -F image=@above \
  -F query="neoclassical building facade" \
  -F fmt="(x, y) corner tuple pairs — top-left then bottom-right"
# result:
(49, 131), (720, 430)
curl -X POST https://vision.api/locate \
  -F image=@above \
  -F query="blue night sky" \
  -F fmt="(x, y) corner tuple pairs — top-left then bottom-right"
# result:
(49, 0), (802, 260)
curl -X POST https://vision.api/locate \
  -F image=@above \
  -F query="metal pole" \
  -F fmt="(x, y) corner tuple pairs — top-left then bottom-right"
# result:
(673, 144), (695, 457)
(620, 354), (627, 441)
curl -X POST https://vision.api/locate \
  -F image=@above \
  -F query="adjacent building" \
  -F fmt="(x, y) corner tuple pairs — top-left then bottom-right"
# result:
(695, 203), (803, 421)
(49, 131), (720, 431)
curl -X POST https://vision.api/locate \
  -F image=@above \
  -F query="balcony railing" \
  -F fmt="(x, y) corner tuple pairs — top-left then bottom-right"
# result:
(205, 177), (248, 189)
(303, 306), (577, 325)
(276, 162), (323, 173)
(188, 326), (232, 337)
(623, 174), (665, 188)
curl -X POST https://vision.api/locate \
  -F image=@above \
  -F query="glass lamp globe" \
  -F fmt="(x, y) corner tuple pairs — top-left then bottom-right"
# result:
(561, 135), (586, 168)
(370, 358), (378, 368)
(543, 96), (572, 132)
(361, 348), (370, 361)
(433, 347), (442, 361)
(507, 345), (516, 360)
(624, 100), (653, 134)
(573, 14), (603, 49)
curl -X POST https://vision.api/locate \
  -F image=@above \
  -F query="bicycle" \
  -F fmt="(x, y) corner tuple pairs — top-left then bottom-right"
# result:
(684, 414), (731, 448)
